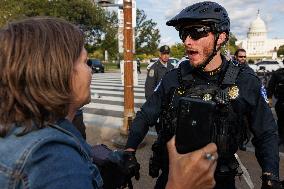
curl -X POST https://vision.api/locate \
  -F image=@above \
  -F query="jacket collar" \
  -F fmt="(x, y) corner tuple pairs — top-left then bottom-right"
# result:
(56, 118), (85, 141)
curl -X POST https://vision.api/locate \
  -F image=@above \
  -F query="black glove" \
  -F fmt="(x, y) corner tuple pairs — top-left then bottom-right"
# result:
(91, 145), (140, 189)
(120, 151), (140, 180)
(107, 150), (140, 189)
(261, 173), (283, 189)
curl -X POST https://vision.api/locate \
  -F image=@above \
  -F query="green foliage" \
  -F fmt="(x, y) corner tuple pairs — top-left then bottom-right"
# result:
(170, 43), (186, 59)
(248, 59), (255, 64)
(221, 32), (238, 56)
(277, 45), (284, 57)
(0, 0), (118, 60)
(227, 33), (238, 55)
(90, 50), (104, 60)
(135, 9), (161, 56)
(0, 0), (105, 27)
(100, 11), (118, 61)
(0, 0), (22, 26)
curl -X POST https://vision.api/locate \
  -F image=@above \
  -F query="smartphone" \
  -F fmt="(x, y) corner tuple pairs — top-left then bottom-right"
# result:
(175, 97), (216, 154)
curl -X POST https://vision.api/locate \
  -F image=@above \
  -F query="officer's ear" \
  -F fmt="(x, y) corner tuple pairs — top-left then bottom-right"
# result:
(217, 32), (227, 47)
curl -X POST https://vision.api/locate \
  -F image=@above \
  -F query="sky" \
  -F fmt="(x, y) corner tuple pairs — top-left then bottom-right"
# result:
(136, 0), (284, 46)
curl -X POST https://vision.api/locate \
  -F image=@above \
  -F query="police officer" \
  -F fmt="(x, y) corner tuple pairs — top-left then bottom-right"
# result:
(145, 45), (174, 100)
(234, 48), (247, 64)
(136, 58), (141, 74)
(267, 67), (284, 145)
(125, 1), (280, 189)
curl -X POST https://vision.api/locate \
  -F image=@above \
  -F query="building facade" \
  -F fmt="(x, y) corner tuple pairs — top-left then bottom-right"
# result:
(236, 11), (284, 61)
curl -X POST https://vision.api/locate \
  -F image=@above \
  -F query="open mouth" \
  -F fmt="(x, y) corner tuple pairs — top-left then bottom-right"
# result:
(187, 49), (199, 56)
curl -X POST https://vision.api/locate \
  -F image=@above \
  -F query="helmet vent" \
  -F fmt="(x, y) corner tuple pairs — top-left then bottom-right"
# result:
(202, 2), (210, 6)
(214, 8), (221, 12)
(199, 8), (209, 13)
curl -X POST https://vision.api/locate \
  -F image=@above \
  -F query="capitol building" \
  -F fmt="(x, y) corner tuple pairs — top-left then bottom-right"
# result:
(236, 11), (284, 61)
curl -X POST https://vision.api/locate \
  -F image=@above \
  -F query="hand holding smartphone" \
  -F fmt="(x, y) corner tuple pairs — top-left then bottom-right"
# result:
(175, 97), (216, 154)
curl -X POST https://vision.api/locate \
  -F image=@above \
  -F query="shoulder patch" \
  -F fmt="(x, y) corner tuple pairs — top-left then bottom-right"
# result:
(260, 85), (269, 103)
(148, 69), (154, 77)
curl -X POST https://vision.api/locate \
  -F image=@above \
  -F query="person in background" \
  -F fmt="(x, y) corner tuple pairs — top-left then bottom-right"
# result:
(234, 48), (247, 64)
(0, 16), (218, 189)
(137, 58), (141, 74)
(145, 45), (174, 100)
(267, 67), (284, 146)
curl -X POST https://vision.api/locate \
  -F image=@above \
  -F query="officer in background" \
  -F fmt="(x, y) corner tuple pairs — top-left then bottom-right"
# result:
(125, 1), (281, 189)
(145, 45), (174, 100)
(136, 58), (141, 74)
(234, 48), (247, 64)
(234, 48), (251, 151)
(267, 67), (284, 145)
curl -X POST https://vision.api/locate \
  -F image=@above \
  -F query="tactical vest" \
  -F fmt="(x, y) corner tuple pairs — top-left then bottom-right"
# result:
(159, 61), (246, 162)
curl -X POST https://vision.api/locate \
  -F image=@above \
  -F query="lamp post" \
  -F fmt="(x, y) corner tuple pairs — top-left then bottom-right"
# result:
(98, 0), (134, 146)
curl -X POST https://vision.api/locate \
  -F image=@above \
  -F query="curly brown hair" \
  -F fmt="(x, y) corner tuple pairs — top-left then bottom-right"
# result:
(0, 17), (84, 136)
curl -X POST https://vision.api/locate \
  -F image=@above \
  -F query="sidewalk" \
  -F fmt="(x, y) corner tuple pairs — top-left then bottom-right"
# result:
(86, 123), (284, 189)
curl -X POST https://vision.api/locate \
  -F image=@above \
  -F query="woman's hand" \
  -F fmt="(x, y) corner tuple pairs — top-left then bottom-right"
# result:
(166, 136), (218, 189)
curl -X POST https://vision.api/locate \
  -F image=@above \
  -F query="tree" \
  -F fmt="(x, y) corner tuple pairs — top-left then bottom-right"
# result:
(220, 32), (238, 56)
(277, 45), (284, 57)
(135, 9), (160, 56)
(170, 43), (186, 59)
(100, 11), (118, 61)
(227, 33), (238, 55)
(0, 0), (118, 60)
(0, 0), (22, 26)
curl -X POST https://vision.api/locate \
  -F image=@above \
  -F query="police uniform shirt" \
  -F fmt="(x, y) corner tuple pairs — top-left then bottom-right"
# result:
(144, 59), (174, 100)
(126, 55), (279, 177)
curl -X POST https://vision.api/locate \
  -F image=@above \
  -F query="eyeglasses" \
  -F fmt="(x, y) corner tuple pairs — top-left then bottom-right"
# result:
(179, 25), (211, 42)
(237, 56), (246, 58)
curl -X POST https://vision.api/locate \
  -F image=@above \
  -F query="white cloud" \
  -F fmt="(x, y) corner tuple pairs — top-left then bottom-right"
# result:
(137, 0), (284, 45)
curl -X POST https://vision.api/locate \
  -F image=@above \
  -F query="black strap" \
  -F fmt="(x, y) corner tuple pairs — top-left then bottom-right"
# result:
(178, 59), (240, 90)
(221, 60), (240, 85)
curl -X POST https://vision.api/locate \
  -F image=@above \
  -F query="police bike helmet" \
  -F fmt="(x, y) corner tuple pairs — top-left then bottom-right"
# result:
(166, 1), (230, 68)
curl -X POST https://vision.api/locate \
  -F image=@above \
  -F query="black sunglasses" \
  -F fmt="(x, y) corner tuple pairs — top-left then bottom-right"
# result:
(237, 56), (246, 58)
(179, 26), (211, 42)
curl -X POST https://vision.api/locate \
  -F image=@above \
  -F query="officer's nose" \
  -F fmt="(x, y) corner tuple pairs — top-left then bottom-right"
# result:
(184, 36), (195, 46)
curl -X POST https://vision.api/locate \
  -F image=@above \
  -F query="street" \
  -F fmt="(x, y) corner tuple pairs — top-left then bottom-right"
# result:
(84, 71), (284, 189)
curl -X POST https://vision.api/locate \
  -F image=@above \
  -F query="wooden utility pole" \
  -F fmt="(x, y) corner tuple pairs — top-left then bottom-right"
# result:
(121, 0), (134, 135)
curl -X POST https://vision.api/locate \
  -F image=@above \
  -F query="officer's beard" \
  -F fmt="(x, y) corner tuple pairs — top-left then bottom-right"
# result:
(186, 42), (216, 69)
(199, 46), (215, 69)
(198, 34), (220, 71)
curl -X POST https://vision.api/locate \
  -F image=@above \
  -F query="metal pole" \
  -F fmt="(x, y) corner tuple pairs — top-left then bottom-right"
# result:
(121, 0), (134, 135)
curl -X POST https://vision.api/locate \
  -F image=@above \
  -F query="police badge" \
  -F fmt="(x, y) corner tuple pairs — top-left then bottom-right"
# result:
(203, 93), (212, 101)
(228, 86), (239, 99)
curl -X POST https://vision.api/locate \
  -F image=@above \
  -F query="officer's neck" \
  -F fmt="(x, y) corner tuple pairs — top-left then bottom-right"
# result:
(203, 52), (222, 72)
(159, 59), (168, 67)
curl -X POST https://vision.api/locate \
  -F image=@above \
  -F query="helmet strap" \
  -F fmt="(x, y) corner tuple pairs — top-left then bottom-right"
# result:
(199, 33), (220, 71)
